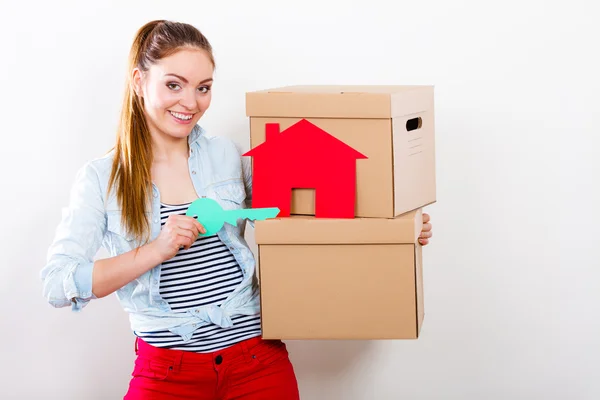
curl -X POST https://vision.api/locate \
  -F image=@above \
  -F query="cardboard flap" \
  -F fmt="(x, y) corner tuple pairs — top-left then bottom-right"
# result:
(254, 208), (422, 244)
(246, 85), (433, 119)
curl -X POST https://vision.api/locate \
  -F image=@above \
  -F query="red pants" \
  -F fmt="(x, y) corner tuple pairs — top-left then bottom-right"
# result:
(124, 336), (300, 400)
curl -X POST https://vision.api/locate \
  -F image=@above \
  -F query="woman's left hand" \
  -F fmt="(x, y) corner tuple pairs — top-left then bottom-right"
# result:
(418, 213), (433, 246)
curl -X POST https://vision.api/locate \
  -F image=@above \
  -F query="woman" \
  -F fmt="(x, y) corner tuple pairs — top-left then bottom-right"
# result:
(41, 20), (433, 399)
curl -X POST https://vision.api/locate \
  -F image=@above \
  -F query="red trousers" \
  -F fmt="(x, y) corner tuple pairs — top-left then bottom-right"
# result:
(124, 336), (300, 400)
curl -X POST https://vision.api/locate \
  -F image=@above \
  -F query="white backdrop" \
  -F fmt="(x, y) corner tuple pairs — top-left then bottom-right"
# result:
(1, 0), (599, 399)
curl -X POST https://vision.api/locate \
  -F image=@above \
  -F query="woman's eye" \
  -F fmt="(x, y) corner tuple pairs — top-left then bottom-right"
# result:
(167, 83), (181, 91)
(198, 86), (211, 94)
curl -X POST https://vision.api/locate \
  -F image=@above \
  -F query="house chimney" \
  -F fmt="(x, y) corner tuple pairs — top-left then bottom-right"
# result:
(265, 123), (280, 141)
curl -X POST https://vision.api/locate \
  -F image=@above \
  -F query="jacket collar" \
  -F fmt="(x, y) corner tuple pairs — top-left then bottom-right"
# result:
(188, 124), (205, 146)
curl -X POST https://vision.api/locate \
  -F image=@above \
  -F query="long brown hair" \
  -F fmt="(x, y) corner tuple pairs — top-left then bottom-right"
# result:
(107, 20), (215, 244)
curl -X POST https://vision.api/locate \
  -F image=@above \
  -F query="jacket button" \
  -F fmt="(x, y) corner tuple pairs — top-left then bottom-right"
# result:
(215, 355), (223, 365)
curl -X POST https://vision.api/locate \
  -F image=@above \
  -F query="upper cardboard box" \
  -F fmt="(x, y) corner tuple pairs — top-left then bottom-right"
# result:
(246, 85), (433, 119)
(245, 85), (436, 218)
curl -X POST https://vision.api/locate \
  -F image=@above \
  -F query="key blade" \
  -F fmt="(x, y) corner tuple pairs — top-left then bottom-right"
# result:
(223, 208), (280, 225)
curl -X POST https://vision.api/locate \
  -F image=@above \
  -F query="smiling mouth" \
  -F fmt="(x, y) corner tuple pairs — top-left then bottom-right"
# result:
(169, 111), (195, 121)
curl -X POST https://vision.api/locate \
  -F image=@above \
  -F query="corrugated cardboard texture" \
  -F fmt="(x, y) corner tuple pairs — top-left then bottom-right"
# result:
(254, 208), (422, 244)
(259, 243), (421, 339)
(246, 85), (436, 218)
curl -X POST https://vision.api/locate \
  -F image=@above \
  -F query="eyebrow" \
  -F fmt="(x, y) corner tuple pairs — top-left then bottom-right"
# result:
(165, 73), (213, 84)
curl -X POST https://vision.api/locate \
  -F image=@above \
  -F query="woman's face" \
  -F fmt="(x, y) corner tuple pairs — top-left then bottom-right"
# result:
(133, 48), (214, 140)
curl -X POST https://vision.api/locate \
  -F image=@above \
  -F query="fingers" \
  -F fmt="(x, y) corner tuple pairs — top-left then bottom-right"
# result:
(420, 230), (432, 239)
(167, 214), (206, 235)
(189, 216), (207, 235)
(178, 214), (206, 234)
(174, 227), (196, 250)
(421, 222), (432, 233)
(419, 213), (432, 246)
(163, 215), (206, 251)
(178, 217), (205, 237)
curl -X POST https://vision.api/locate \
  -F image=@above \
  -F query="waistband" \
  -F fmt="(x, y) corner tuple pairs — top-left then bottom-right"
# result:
(134, 335), (267, 366)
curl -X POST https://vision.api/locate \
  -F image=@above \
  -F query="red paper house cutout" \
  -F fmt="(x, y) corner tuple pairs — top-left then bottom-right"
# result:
(242, 119), (367, 218)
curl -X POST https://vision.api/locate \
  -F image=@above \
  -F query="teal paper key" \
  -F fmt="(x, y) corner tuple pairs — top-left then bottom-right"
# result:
(186, 197), (280, 237)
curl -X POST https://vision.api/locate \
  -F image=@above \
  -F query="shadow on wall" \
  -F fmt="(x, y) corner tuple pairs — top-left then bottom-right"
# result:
(285, 340), (373, 378)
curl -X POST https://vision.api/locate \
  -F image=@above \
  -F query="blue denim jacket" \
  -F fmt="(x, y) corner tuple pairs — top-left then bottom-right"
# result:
(40, 124), (259, 342)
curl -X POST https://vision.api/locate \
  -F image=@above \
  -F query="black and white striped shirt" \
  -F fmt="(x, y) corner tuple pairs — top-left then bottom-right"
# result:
(135, 201), (262, 353)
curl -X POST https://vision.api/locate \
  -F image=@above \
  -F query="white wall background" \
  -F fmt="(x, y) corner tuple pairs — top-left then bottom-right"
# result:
(1, 0), (599, 398)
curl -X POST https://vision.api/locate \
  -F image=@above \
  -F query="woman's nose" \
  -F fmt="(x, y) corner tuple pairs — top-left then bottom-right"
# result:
(180, 89), (196, 109)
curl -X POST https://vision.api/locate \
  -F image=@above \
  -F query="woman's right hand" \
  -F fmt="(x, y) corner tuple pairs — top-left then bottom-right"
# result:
(148, 214), (206, 262)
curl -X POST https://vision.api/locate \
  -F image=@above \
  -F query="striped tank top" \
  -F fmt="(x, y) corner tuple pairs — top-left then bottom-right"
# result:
(134, 201), (262, 353)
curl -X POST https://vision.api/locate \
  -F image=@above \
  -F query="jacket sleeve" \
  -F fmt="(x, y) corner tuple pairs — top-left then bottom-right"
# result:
(40, 161), (107, 311)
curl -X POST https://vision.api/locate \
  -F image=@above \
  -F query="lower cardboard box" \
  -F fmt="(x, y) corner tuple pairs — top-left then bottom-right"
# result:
(253, 208), (425, 340)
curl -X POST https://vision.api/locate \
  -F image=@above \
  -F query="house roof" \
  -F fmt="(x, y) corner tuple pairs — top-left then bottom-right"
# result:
(243, 119), (367, 159)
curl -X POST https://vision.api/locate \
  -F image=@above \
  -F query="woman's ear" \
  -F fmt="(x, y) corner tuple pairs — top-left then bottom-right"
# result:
(131, 68), (143, 97)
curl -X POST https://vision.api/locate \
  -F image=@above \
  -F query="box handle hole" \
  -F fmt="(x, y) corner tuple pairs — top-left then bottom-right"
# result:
(406, 117), (422, 131)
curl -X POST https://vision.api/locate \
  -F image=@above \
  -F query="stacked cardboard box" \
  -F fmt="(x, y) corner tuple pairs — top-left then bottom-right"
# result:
(244, 85), (436, 339)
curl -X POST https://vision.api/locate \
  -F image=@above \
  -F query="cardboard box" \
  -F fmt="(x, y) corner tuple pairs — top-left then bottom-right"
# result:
(246, 85), (436, 218)
(254, 208), (425, 340)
